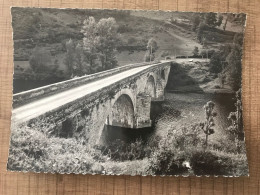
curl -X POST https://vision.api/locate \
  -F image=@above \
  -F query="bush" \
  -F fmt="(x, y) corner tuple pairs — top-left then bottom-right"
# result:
(147, 125), (202, 175)
(29, 46), (52, 73)
(101, 139), (148, 161)
(160, 51), (170, 58)
(147, 137), (188, 175)
(7, 125), (100, 174)
(127, 37), (137, 44)
(190, 150), (248, 176)
(190, 150), (225, 175)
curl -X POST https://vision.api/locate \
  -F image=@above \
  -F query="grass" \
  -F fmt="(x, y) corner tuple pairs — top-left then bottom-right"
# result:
(8, 120), (249, 176)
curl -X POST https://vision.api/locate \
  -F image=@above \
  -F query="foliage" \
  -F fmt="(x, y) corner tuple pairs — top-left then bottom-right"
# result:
(7, 125), (102, 174)
(191, 14), (201, 31)
(160, 51), (170, 58)
(204, 13), (217, 27)
(216, 15), (224, 27)
(29, 46), (52, 73)
(64, 39), (76, 76)
(190, 149), (248, 176)
(225, 43), (242, 90)
(100, 139), (148, 161)
(209, 44), (232, 74)
(227, 89), (244, 143)
(81, 16), (119, 71)
(218, 72), (226, 88)
(200, 49), (215, 59)
(197, 22), (207, 43)
(209, 52), (224, 73)
(148, 135), (187, 175)
(199, 101), (217, 148)
(192, 46), (199, 57)
(233, 33), (244, 46)
(144, 38), (158, 62)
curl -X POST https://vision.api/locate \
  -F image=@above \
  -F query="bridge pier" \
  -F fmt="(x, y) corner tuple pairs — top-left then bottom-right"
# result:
(134, 94), (152, 128)
(154, 80), (166, 101)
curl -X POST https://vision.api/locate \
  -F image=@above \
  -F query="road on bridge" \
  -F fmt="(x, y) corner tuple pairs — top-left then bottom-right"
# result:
(12, 63), (160, 124)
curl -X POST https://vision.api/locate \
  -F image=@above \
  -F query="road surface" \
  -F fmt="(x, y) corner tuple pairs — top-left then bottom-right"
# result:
(12, 64), (158, 124)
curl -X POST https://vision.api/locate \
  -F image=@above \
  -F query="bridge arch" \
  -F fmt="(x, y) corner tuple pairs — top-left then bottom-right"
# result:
(144, 75), (156, 98)
(99, 89), (136, 144)
(107, 94), (135, 128)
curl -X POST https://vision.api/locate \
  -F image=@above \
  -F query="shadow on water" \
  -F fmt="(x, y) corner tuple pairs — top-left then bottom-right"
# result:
(101, 101), (164, 145)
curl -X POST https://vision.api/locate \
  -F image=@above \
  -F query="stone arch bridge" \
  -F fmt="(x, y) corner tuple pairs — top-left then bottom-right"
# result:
(12, 61), (171, 144)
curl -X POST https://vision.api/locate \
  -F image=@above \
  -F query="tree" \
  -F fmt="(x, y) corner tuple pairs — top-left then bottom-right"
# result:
(192, 46), (199, 57)
(216, 15), (223, 27)
(74, 43), (85, 76)
(227, 89), (243, 141)
(209, 52), (224, 73)
(144, 38), (158, 62)
(64, 39), (76, 77)
(209, 44), (231, 73)
(29, 46), (52, 73)
(218, 72), (226, 88)
(81, 17), (100, 73)
(223, 13), (233, 31)
(233, 33), (243, 46)
(81, 16), (119, 71)
(191, 14), (201, 31)
(227, 89), (244, 152)
(199, 101), (217, 149)
(204, 13), (217, 27)
(96, 17), (119, 70)
(225, 44), (242, 90)
(197, 22), (207, 43)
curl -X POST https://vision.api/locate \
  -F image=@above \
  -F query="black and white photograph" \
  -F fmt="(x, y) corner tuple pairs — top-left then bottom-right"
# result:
(8, 7), (248, 176)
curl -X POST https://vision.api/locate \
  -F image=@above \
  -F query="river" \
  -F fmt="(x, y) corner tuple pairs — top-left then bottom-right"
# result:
(104, 92), (236, 144)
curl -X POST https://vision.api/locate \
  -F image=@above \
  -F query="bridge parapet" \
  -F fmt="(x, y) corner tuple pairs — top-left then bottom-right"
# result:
(12, 61), (172, 145)
(13, 61), (161, 107)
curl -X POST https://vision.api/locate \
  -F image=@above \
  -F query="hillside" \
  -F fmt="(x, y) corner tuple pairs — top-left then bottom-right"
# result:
(12, 8), (244, 93)
(12, 8), (204, 71)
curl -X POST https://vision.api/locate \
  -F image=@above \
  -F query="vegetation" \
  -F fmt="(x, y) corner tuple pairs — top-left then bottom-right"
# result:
(208, 32), (243, 90)
(82, 16), (119, 72)
(144, 38), (158, 62)
(199, 101), (217, 148)
(191, 14), (201, 32)
(204, 13), (218, 27)
(192, 46), (199, 57)
(8, 95), (248, 176)
(227, 89), (244, 153)
(29, 46), (54, 73)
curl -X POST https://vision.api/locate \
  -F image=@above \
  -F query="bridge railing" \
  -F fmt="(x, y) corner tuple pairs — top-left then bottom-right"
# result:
(13, 60), (161, 107)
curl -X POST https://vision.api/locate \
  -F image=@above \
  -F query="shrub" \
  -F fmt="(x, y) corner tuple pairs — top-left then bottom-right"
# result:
(127, 37), (137, 44)
(29, 46), (52, 73)
(101, 139), (148, 161)
(7, 125), (99, 174)
(190, 150), (225, 175)
(161, 51), (170, 58)
(199, 101), (217, 148)
(147, 125), (202, 175)
(190, 149), (248, 176)
(147, 137), (187, 175)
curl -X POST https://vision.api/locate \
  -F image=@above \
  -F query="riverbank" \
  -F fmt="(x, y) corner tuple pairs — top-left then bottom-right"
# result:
(166, 60), (235, 94)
